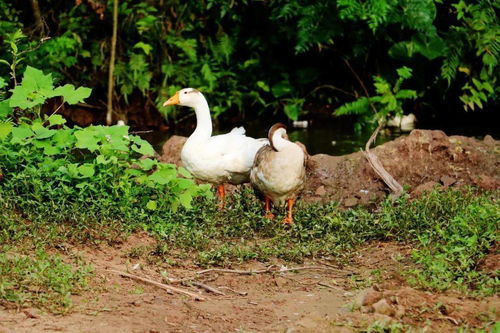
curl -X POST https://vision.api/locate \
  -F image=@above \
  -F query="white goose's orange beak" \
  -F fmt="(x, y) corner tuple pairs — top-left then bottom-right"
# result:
(163, 91), (180, 106)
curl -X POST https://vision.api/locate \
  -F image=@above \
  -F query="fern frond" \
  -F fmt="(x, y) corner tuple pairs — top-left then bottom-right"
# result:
(334, 97), (370, 116)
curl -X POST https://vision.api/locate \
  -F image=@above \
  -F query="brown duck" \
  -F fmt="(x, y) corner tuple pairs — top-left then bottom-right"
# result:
(250, 123), (308, 224)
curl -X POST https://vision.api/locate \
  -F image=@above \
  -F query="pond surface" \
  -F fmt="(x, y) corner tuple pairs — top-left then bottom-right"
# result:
(141, 106), (498, 156)
(142, 117), (403, 156)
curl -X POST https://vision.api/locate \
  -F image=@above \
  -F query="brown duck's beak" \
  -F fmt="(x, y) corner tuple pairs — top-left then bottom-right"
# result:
(163, 91), (180, 106)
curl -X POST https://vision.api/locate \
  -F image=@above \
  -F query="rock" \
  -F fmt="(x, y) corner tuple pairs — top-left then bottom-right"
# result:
(315, 185), (327, 196)
(360, 288), (383, 306)
(159, 135), (187, 165)
(440, 175), (456, 187)
(483, 135), (495, 145)
(412, 181), (441, 196)
(372, 299), (395, 316)
(344, 197), (358, 207)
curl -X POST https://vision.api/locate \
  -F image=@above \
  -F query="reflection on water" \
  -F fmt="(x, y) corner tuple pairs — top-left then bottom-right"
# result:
(142, 117), (403, 156)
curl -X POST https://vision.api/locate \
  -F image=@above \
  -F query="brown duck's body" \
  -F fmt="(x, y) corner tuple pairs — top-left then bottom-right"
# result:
(250, 123), (308, 224)
(251, 143), (306, 205)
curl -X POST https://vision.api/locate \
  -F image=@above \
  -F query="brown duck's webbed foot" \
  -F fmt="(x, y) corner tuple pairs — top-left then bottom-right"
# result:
(216, 184), (225, 210)
(282, 198), (295, 225)
(264, 196), (275, 219)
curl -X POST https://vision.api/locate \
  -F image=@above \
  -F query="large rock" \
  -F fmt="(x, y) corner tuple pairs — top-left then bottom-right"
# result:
(159, 130), (499, 205)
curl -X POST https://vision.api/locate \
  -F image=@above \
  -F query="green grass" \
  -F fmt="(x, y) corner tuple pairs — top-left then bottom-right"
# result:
(0, 249), (92, 313)
(0, 186), (498, 313)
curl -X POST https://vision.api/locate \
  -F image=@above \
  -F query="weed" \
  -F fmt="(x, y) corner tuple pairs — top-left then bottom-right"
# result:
(0, 250), (92, 313)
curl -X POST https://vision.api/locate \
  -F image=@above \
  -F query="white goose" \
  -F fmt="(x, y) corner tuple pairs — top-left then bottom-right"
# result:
(250, 123), (307, 224)
(163, 88), (267, 207)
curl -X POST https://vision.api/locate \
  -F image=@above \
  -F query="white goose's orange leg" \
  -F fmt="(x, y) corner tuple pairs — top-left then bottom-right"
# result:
(264, 196), (275, 219)
(282, 198), (294, 224)
(217, 184), (225, 210)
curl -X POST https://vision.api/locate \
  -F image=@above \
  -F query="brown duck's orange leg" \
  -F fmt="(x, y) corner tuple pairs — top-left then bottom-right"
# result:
(217, 184), (225, 209)
(282, 199), (294, 224)
(264, 196), (275, 219)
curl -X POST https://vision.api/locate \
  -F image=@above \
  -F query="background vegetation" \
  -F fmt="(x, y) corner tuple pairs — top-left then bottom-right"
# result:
(0, 0), (498, 128)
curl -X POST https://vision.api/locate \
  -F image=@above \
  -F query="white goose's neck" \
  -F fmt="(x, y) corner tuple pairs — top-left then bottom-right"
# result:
(190, 97), (212, 140)
(271, 131), (291, 152)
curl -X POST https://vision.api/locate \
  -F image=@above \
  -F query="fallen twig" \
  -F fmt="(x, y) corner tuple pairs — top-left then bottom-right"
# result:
(188, 281), (225, 296)
(318, 282), (343, 291)
(108, 269), (206, 301)
(218, 286), (248, 296)
(363, 122), (403, 198)
(197, 265), (343, 276)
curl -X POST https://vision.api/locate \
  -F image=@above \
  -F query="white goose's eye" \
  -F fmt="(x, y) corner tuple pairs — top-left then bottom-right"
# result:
(184, 91), (188, 94)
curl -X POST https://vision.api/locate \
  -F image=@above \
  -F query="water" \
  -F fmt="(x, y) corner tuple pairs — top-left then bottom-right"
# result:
(141, 116), (403, 156)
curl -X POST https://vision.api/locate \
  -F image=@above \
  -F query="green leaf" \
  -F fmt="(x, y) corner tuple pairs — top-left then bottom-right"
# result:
(78, 164), (95, 178)
(177, 166), (193, 178)
(47, 114), (67, 126)
(53, 84), (92, 104)
(272, 80), (293, 98)
(148, 166), (176, 185)
(138, 158), (157, 171)
(0, 121), (13, 140)
(131, 136), (156, 156)
(133, 42), (153, 55)
(11, 124), (34, 144)
(0, 100), (12, 119)
(146, 200), (157, 211)
(283, 103), (301, 121)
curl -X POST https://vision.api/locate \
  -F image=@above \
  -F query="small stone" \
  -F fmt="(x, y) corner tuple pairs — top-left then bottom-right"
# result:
(440, 175), (456, 187)
(315, 185), (327, 196)
(395, 305), (406, 319)
(360, 305), (373, 313)
(372, 298), (395, 316)
(412, 181), (441, 196)
(361, 288), (383, 306)
(344, 197), (358, 207)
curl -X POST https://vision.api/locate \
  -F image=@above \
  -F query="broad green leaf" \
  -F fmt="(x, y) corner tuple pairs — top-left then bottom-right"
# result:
(78, 164), (95, 178)
(75, 130), (99, 152)
(178, 166), (192, 178)
(34, 127), (57, 139)
(22, 66), (54, 93)
(138, 158), (157, 171)
(131, 136), (156, 156)
(47, 114), (66, 126)
(0, 100), (12, 119)
(178, 191), (193, 209)
(0, 121), (13, 140)
(148, 167), (176, 185)
(283, 103), (301, 121)
(53, 84), (92, 104)
(11, 124), (34, 144)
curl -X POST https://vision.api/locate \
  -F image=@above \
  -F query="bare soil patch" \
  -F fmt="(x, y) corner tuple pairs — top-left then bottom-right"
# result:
(160, 130), (500, 207)
(1, 235), (497, 333)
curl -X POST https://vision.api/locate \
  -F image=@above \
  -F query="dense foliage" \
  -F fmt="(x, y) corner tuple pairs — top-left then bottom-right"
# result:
(0, 0), (498, 127)
(0, 64), (212, 222)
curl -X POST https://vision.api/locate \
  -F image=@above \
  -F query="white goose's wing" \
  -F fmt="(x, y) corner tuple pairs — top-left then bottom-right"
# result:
(206, 128), (268, 174)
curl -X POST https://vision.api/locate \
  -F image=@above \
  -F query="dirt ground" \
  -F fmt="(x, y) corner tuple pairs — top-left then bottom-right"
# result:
(160, 129), (500, 207)
(1, 233), (497, 333)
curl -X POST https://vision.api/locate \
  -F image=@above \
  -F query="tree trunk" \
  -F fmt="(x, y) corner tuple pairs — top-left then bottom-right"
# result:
(30, 0), (45, 36)
(106, 0), (119, 125)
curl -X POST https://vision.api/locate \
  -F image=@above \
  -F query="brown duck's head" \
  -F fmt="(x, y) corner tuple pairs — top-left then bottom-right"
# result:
(268, 123), (288, 151)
